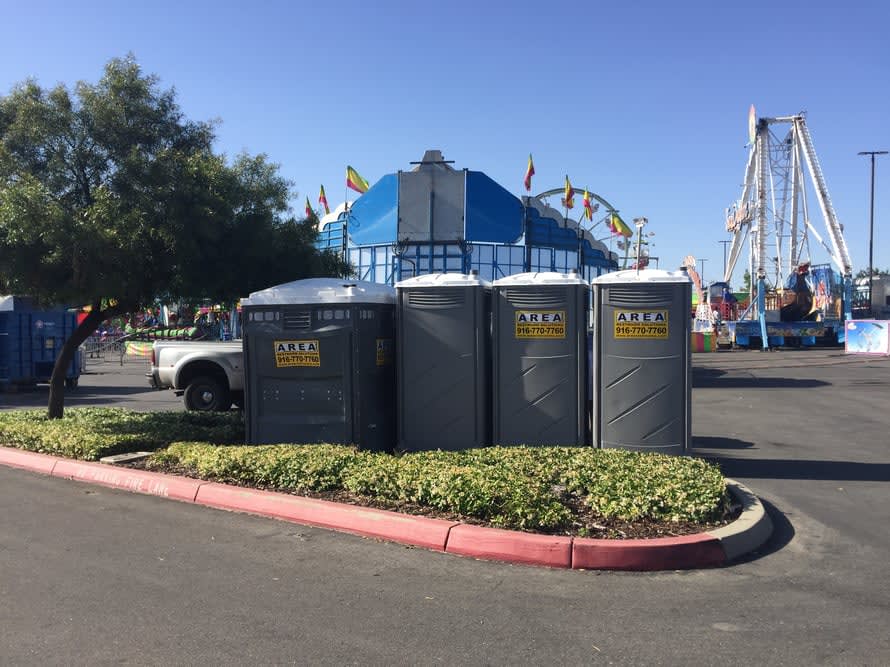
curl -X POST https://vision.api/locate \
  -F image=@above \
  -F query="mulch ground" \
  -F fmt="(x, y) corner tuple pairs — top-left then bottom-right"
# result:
(127, 459), (740, 540)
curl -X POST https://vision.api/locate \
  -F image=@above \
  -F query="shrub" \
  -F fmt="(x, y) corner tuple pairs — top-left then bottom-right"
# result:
(148, 443), (727, 531)
(0, 409), (728, 532)
(0, 408), (243, 460)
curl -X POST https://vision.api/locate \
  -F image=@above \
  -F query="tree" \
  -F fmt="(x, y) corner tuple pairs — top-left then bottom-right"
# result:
(741, 269), (752, 293)
(855, 268), (890, 280)
(168, 153), (350, 302)
(0, 56), (347, 418)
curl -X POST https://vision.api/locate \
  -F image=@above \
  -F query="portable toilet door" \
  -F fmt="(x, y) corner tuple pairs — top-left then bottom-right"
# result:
(591, 268), (692, 455)
(491, 271), (588, 446)
(395, 272), (492, 451)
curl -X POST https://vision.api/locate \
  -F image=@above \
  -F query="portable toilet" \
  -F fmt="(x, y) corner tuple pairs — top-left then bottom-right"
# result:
(591, 268), (692, 455)
(491, 271), (588, 446)
(395, 272), (491, 451)
(241, 279), (396, 450)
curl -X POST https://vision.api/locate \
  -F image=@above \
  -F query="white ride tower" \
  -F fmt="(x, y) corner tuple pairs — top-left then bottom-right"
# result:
(723, 109), (853, 348)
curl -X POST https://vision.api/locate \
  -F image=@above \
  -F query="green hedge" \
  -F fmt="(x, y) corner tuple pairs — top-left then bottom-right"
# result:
(0, 408), (728, 533)
(0, 408), (243, 460)
(151, 442), (728, 532)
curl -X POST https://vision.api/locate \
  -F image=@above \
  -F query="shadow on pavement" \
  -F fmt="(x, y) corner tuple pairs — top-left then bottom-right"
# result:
(727, 498), (795, 565)
(693, 376), (830, 389)
(702, 456), (890, 482)
(1, 386), (155, 410)
(692, 435), (756, 450)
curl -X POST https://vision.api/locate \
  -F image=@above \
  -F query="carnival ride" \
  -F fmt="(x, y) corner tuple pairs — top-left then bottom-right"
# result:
(721, 109), (853, 349)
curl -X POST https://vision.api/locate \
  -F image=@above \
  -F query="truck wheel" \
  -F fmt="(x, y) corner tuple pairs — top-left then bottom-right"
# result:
(184, 376), (230, 412)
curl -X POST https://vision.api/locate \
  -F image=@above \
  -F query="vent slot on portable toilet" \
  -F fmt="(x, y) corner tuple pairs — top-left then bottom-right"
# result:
(503, 287), (566, 308)
(606, 285), (674, 306)
(282, 308), (311, 330)
(408, 288), (467, 308)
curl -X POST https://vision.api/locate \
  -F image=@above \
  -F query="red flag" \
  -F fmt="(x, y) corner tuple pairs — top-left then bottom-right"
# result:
(346, 166), (370, 194)
(318, 185), (330, 215)
(582, 189), (593, 221)
(563, 175), (574, 209)
(524, 154), (535, 192)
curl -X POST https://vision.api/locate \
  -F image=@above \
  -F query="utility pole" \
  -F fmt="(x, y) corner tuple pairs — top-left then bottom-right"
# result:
(718, 239), (731, 281)
(698, 258), (708, 287)
(858, 150), (888, 315)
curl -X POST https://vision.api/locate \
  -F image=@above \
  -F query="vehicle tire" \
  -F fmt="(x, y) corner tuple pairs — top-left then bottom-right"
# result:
(183, 376), (231, 412)
(64, 377), (79, 389)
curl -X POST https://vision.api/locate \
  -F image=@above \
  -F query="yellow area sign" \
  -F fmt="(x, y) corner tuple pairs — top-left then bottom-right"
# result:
(515, 310), (566, 339)
(376, 338), (393, 366)
(614, 310), (669, 339)
(274, 340), (320, 367)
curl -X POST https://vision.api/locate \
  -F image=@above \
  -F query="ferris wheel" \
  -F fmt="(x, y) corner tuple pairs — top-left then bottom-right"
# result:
(723, 108), (853, 292)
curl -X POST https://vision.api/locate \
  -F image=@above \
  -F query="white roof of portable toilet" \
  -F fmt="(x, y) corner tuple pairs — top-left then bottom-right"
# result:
(396, 272), (491, 289)
(242, 278), (396, 306)
(492, 271), (587, 287)
(592, 268), (691, 284)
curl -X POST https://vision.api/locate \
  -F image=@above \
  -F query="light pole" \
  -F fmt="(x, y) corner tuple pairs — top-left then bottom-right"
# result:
(858, 151), (888, 315)
(633, 217), (648, 273)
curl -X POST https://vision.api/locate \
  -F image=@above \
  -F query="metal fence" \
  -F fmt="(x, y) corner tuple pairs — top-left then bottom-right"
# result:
(80, 333), (129, 369)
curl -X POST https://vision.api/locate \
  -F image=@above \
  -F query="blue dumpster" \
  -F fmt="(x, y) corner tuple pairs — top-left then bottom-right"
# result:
(0, 299), (81, 388)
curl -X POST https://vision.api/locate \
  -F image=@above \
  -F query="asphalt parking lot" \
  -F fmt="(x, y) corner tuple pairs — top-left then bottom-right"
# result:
(2, 348), (889, 663)
(0, 354), (184, 412)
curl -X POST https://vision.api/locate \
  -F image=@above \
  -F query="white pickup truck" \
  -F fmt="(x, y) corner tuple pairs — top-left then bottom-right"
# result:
(148, 340), (244, 411)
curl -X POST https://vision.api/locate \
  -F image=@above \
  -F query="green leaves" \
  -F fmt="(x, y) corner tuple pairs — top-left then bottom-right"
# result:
(0, 55), (346, 313)
(1, 56), (352, 416)
(0, 409), (728, 532)
(0, 408), (243, 460)
(148, 442), (727, 532)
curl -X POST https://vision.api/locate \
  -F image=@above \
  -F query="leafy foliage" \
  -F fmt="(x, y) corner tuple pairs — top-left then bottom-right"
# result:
(855, 267), (890, 279)
(151, 443), (727, 531)
(0, 407), (242, 460)
(0, 55), (350, 416)
(0, 409), (728, 532)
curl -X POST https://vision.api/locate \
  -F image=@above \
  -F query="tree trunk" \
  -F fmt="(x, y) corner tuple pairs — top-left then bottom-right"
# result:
(47, 306), (107, 419)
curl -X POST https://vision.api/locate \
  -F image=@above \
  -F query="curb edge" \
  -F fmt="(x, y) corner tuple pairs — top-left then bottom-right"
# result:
(708, 478), (774, 562)
(0, 447), (774, 571)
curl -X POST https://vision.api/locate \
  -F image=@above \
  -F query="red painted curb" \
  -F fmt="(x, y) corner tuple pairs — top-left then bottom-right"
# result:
(195, 483), (458, 552)
(445, 524), (573, 568)
(51, 459), (203, 502)
(0, 447), (58, 475)
(0, 446), (740, 571)
(572, 533), (726, 571)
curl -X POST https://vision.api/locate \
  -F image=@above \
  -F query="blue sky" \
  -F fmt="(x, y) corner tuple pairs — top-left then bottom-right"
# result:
(2, 0), (888, 286)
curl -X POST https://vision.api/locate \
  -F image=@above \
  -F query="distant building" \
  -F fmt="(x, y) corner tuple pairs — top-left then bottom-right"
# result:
(316, 150), (621, 284)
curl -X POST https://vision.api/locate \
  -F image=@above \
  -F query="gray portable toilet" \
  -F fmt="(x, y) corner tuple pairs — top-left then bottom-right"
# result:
(395, 272), (491, 451)
(241, 278), (396, 450)
(491, 271), (588, 446)
(591, 268), (692, 455)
